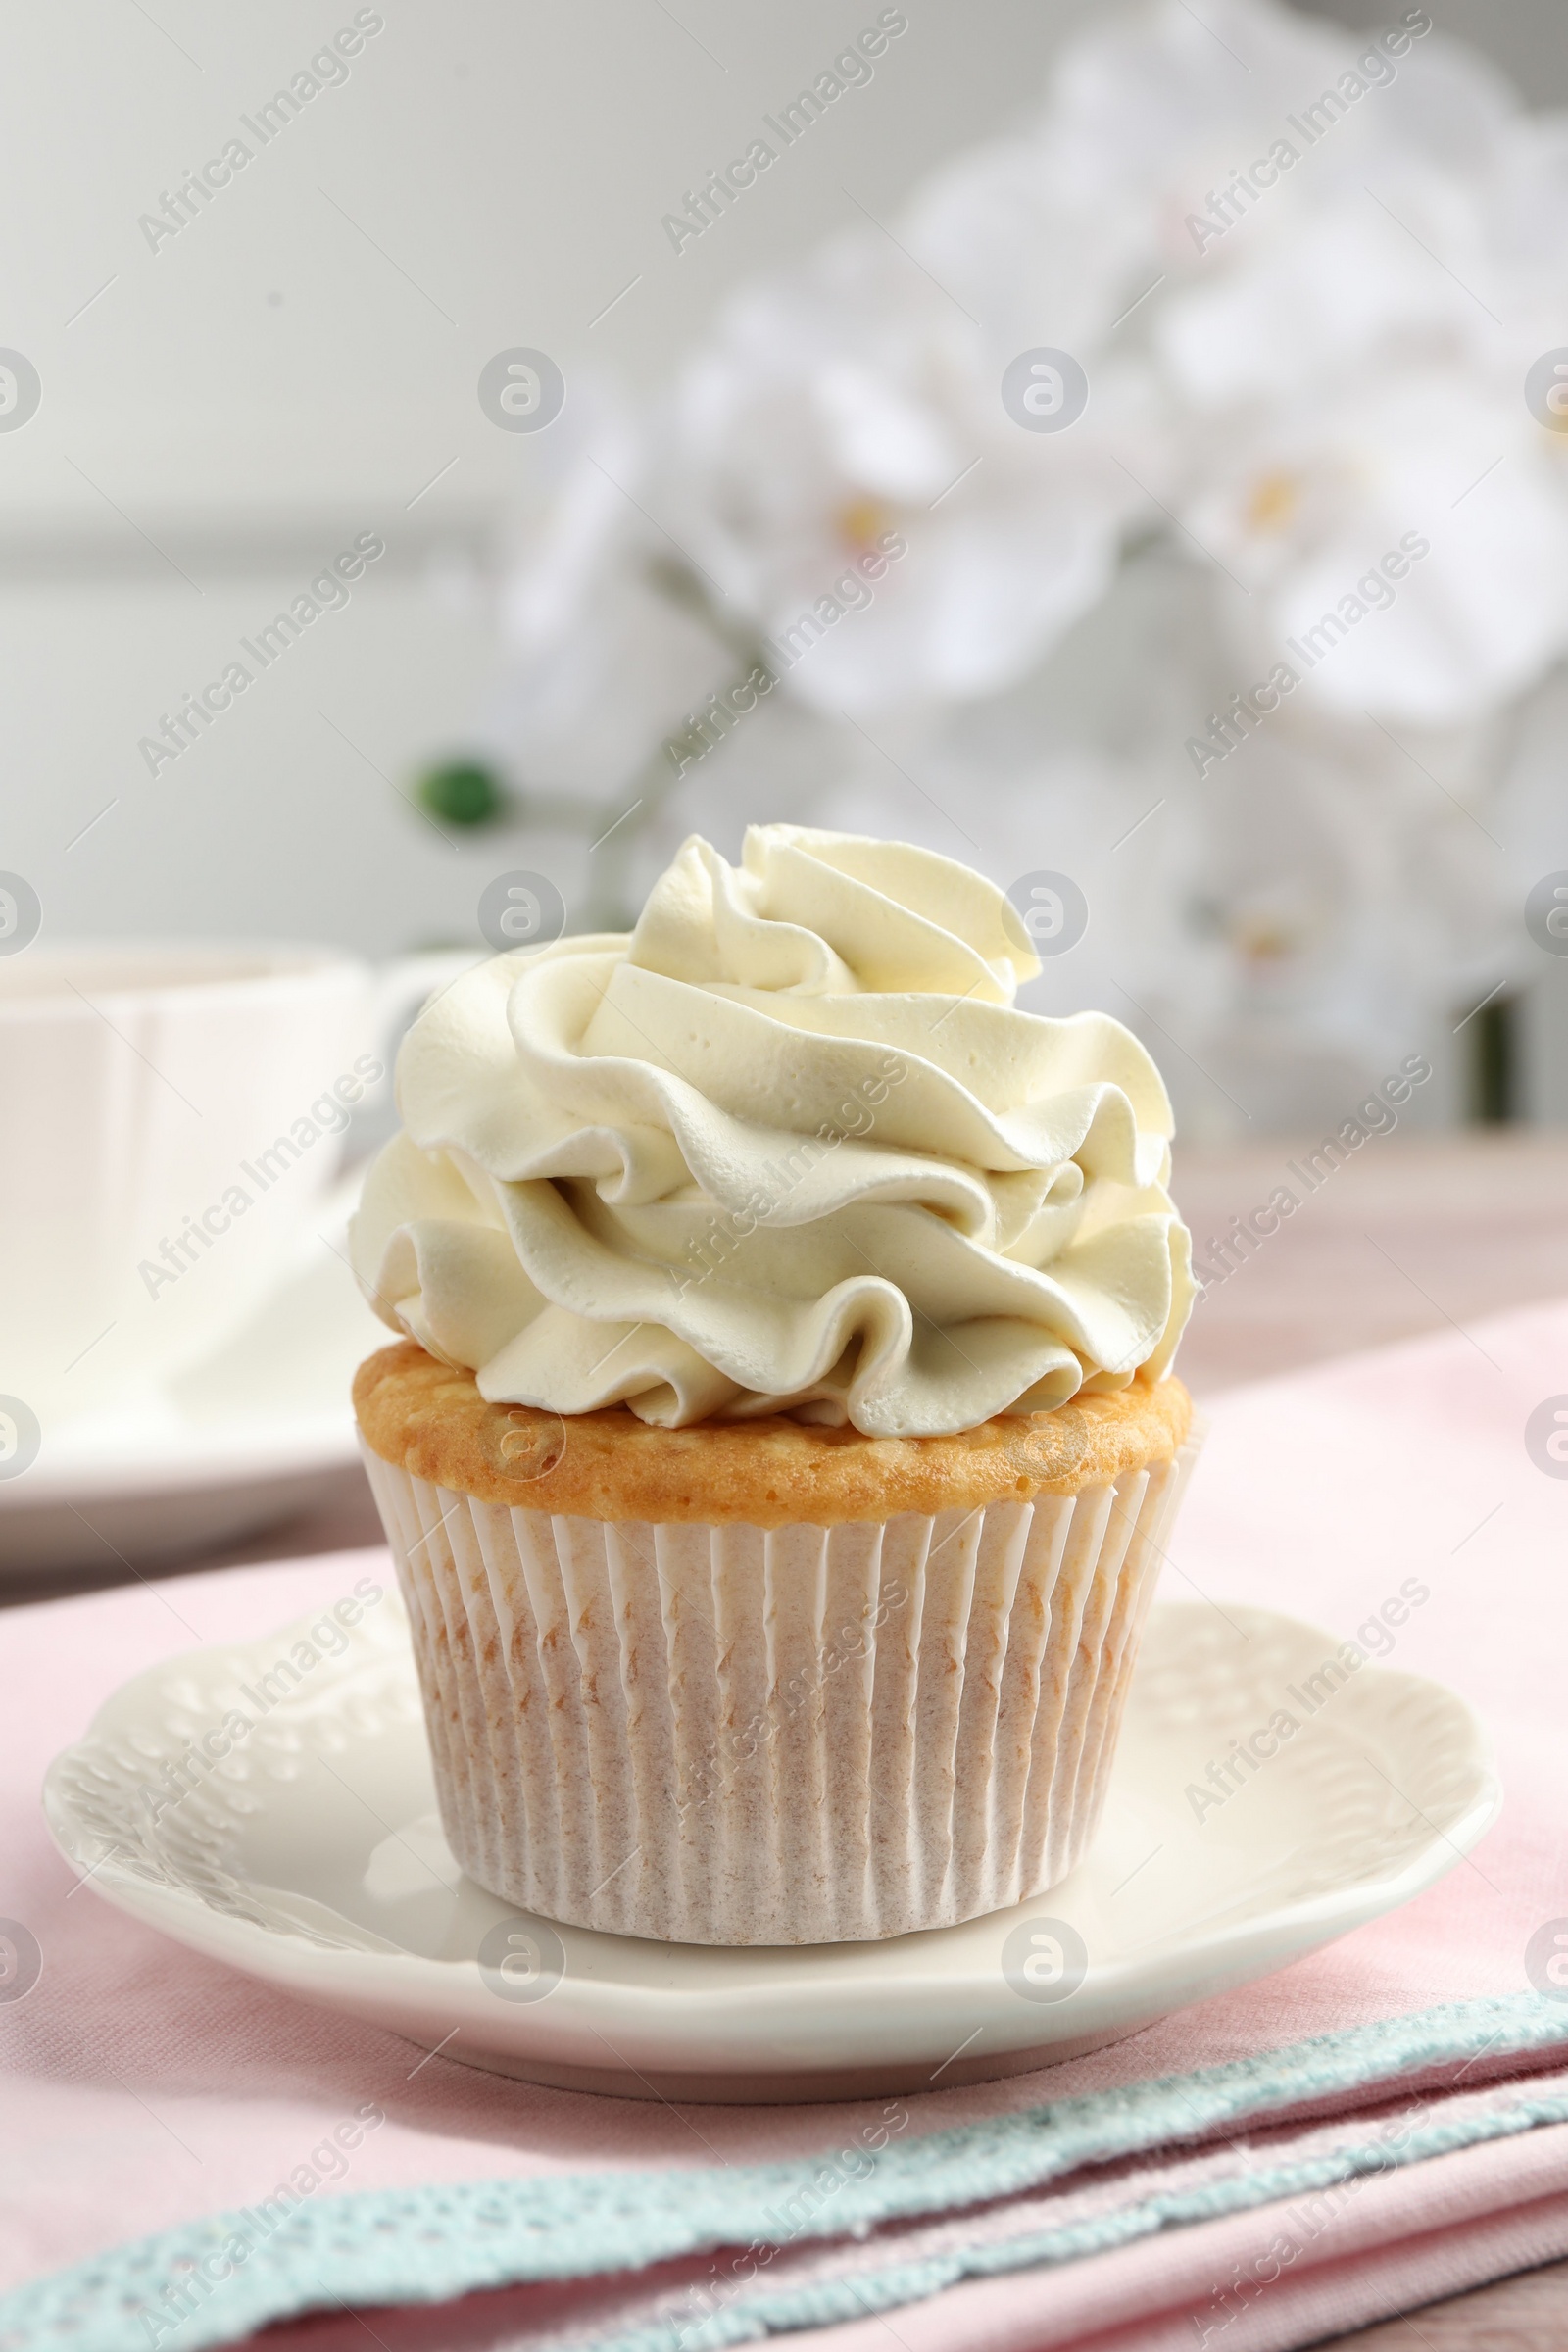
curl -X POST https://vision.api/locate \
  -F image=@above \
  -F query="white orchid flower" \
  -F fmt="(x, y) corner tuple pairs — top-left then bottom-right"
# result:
(666, 229), (1146, 713)
(478, 400), (735, 799)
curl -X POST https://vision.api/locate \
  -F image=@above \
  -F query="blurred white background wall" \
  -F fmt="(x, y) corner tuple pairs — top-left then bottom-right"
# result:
(4, 0), (1091, 948)
(4, 0), (1566, 1115)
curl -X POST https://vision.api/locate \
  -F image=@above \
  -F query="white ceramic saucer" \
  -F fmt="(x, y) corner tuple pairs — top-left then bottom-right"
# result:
(0, 1236), (387, 1577)
(42, 1594), (1499, 2102)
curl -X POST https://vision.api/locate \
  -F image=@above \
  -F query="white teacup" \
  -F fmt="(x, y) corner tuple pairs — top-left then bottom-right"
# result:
(0, 942), (464, 1439)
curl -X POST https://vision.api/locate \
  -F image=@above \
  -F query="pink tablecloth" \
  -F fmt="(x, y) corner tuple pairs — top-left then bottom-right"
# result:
(3, 1297), (1567, 2348)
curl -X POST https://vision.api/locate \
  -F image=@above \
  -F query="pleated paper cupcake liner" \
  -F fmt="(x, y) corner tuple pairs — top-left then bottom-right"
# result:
(361, 1436), (1200, 1945)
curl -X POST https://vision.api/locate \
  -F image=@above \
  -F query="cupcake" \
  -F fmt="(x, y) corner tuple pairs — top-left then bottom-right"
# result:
(351, 826), (1198, 1945)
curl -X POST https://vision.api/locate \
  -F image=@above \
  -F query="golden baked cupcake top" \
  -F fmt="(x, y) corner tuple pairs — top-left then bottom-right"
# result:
(355, 1340), (1192, 1527)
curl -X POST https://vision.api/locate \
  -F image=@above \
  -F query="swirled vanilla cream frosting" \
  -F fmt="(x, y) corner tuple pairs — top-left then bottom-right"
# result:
(351, 827), (1194, 1437)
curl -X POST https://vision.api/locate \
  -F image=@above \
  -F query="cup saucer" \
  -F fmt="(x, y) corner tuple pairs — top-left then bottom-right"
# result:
(0, 1236), (387, 1577)
(42, 1595), (1499, 2103)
